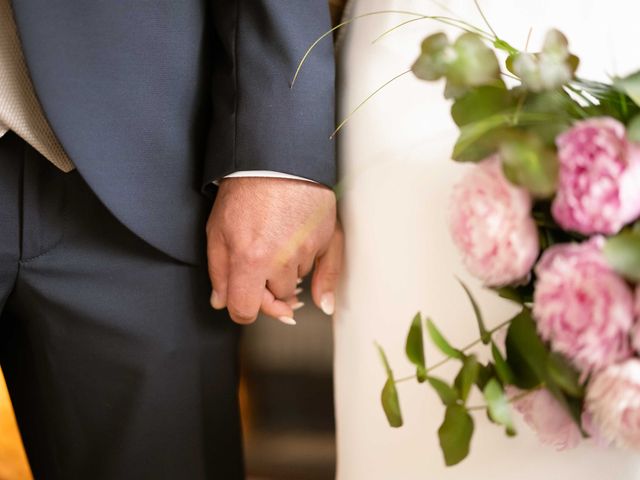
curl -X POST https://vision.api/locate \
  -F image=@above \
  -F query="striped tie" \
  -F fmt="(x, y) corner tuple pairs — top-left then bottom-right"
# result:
(0, 0), (74, 172)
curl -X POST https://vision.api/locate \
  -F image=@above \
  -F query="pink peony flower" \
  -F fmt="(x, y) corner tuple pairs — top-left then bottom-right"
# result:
(450, 155), (539, 287)
(533, 237), (634, 372)
(581, 410), (612, 448)
(552, 117), (640, 235)
(585, 359), (640, 450)
(631, 286), (640, 354)
(507, 386), (581, 450)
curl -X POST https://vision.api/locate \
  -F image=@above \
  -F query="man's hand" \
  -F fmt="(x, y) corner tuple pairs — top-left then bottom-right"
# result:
(206, 177), (336, 325)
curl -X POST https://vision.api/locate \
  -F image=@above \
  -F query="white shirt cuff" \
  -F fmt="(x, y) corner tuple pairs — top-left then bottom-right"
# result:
(213, 170), (318, 185)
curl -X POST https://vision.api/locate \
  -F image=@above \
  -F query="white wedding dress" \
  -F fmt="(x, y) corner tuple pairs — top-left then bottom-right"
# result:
(333, 0), (640, 479)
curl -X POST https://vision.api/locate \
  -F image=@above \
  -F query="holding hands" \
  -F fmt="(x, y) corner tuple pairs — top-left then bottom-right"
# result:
(206, 177), (343, 325)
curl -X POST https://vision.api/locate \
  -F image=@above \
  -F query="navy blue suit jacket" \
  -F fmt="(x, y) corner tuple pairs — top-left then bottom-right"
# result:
(11, 0), (336, 264)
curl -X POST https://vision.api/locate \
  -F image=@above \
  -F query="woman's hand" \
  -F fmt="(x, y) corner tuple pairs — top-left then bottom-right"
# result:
(311, 221), (344, 316)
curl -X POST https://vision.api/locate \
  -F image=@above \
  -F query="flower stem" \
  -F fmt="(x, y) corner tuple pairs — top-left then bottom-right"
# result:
(395, 318), (513, 384)
(467, 385), (542, 411)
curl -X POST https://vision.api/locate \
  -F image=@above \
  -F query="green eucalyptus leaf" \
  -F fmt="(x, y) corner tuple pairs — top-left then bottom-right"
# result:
(377, 343), (403, 427)
(492, 341), (515, 386)
(406, 312), (427, 382)
(452, 114), (510, 162)
(457, 280), (490, 344)
(455, 355), (480, 403)
(604, 232), (640, 282)
(376, 343), (393, 377)
(454, 126), (510, 162)
(547, 352), (584, 398)
(381, 378), (403, 428)
(522, 90), (575, 139)
(614, 71), (640, 107)
(451, 86), (513, 127)
(628, 114), (640, 143)
(542, 29), (570, 61)
(505, 309), (548, 389)
(499, 131), (559, 198)
(493, 38), (518, 55)
(452, 112), (559, 162)
(513, 53), (544, 91)
(448, 33), (500, 87)
(495, 286), (525, 304)
(567, 54), (580, 75)
(505, 54), (517, 75)
(444, 79), (471, 100)
(438, 405), (474, 466)
(483, 378), (516, 436)
(413, 32), (453, 82)
(475, 362), (496, 391)
(426, 318), (465, 360)
(512, 30), (576, 92)
(427, 376), (459, 406)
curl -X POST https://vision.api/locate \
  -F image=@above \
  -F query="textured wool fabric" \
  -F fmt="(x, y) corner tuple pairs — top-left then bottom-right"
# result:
(0, 132), (243, 479)
(9, 0), (335, 264)
(0, 0), (74, 172)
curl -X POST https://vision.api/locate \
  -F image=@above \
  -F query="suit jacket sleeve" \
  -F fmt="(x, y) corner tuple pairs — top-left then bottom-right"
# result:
(205, 0), (337, 192)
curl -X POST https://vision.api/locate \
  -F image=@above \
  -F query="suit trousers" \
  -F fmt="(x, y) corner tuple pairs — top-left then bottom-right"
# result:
(0, 132), (244, 479)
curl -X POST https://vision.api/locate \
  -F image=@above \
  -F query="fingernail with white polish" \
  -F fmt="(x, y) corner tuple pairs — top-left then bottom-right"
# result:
(211, 291), (225, 310)
(297, 278), (303, 285)
(320, 292), (335, 316)
(292, 302), (305, 311)
(278, 316), (297, 326)
(294, 287), (303, 295)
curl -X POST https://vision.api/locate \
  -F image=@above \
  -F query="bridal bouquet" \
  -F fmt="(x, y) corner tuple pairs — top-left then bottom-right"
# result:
(369, 9), (640, 467)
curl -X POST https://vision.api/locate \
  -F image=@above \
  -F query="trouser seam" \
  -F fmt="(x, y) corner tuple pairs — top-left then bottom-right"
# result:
(18, 144), (69, 264)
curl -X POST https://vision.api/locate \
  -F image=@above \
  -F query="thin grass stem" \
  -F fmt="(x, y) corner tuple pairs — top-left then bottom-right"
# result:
(330, 69), (413, 139)
(473, 0), (497, 38)
(372, 15), (492, 44)
(524, 27), (533, 52)
(292, 10), (428, 87)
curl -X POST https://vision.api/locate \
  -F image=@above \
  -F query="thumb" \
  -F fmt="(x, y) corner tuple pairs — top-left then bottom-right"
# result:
(312, 224), (344, 316)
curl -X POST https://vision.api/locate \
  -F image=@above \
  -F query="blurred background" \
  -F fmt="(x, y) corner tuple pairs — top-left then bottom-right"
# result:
(240, 283), (337, 480)
(0, 283), (336, 480)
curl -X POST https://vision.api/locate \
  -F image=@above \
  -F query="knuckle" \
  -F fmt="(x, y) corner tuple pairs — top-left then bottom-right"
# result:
(233, 243), (269, 267)
(228, 307), (257, 324)
(277, 255), (297, 271)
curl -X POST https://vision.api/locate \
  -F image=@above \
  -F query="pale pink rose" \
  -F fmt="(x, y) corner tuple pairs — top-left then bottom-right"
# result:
(450, 156), (539, 287)
(585, 359), (640, 450)
(552, 117), (640, 235)
(533, 238), (634, 372)
(506, 386), (581, 450)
